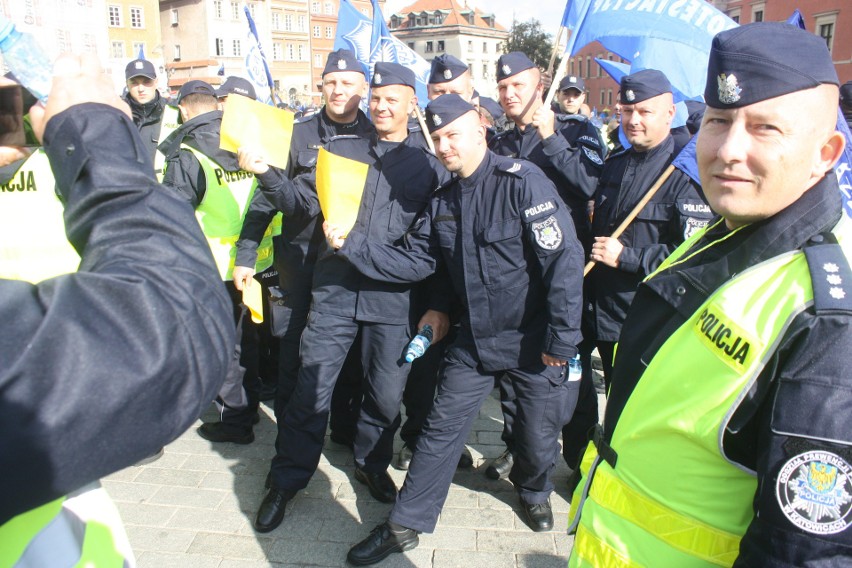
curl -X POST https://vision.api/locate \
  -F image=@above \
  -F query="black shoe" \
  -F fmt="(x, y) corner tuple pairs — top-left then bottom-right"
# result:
(457, 447), (473, 469)
(395, 446), (413, 471)
(347, 522), (419, 566)
(354, 467), (397, 503)
(254, 488), (295, 533)
(485, 449), (513, 480)
(520, 498), (553, 532)
(329, 431), (355, 449)
(197, 422), (254, 444)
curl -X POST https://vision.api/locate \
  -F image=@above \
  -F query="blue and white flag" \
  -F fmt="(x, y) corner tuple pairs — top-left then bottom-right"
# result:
(334, 0), (431, 106)
(243, 4), (274, 105)
(562, 0), (737, 100)
(137, 44), (145, 60)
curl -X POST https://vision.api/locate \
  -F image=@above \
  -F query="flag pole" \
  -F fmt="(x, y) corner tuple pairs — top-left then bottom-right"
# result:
(543, 30), (571, 109)
(414, 106), (435, 154)
(583, 164), (675, 276)
(546, 26), (565, 76)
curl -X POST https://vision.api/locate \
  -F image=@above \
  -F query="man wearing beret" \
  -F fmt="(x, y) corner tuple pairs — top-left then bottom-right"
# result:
(568, 22), (852, 566)
(486, 51), (607, 483)
(238, 62), (449, 534)
(232, 49), (374, 460)
(328, 94), (584, 563)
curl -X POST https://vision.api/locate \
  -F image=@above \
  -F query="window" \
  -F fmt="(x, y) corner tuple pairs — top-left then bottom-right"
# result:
(284, 14), (292, 31)
(467, 40), (473, 52)
(569, 59), (575, 75)
(437, 40), (444, 52)
(608, 89), (613, 106)
(56, 29), (71, 53)
(482, 41), (487, 53)
(174, 44), (181, 60)
(313, 25), (321, 38)
(753, 10), (763, 22)
(298, 15), (307, 31)
(311, 1), (320, 13)
(298, 45), (305, 61)
(273, 42), (283, 60)
(819, 22), (834, 51)
(314, 53), (323, 68)
(598, 54), (603, 77)
(586, 56), (591, 79)
(600, 90), (605, 105)
(325, 26), (333, 39)
(83, 34), (97, 53)
(132, 41), (145, 56)
(231, 1), (240, 20)
(170, 8), (179, 26)
(324, 2), (333, 15)
(407, 42), (414, 49)
(272, 12), (281, 30)
(482, 63), (488, 79)
(287, 44), (295, 60)
(215, 38), (225, 56)
(814, 13), (838, 53)
(213, 0), (222, 18)
(232, 39), (241, 57)
(425, 41), (433, 53)
(751, 3), (764, 23)
(731, 14), (740, 23)
(108, 5), (122, 27)
(130, 6), (143, 28)
(111, 40), (124, 59)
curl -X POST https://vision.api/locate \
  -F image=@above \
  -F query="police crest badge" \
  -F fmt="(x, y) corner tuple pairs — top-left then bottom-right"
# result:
(502, 64), (511, 77)
(337, 58), (347, 70)
(717, 73), (742, 104)
(583, 146), (603, 166)
(443, 69), (453, 80)
(532, 215), (563, 250)
(432, 113), (442, 127)
(776, 450), (852, 535)
(625, 89), (635, 102)
(374, 73), (382, 84)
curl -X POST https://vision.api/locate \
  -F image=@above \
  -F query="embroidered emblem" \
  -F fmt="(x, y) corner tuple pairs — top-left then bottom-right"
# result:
(824, 262), (840, 273)
(373, 73), (382, 84)
(443, 68), (453, 80)
(531, 215), (563, 250)
(507, 162), (521, 173)
(568, 76), (578, 83)
(776, 450), (852, 535)
(827, 274), (843, 285)
(337, 58), (347, 70)
(524, 201), (555, 219)
(684, 217), (708, 240)
(830, 288), (846, 300)
(501, 64), (511, 76)
(625, 89), (635, 102)
(717, 73), (742, 104)
(432, 113), (442, 127)
(135, 61), (144, 69)
(583, 146), (603, 166)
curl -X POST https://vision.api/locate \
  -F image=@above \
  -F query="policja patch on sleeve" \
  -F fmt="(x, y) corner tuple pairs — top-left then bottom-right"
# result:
(531, 215), (563, 251)
(775, 450), (852, 535)
(583, 146), (604, 165)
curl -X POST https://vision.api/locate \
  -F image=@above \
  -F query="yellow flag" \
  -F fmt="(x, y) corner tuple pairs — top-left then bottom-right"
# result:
(315, 147), (369, 236)
(242, 283), (264, 324)
(220, 94), (293, 170)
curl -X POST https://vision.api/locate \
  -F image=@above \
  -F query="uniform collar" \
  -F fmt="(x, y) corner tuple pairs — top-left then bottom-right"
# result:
(458, 151), (493, 190)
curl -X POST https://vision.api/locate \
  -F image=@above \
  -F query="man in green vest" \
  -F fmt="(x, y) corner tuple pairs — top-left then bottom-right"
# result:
(568, 22), (852, 566)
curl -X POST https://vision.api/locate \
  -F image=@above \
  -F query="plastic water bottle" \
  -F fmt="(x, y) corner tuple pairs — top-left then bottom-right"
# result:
(568, 354), (582, 381)
(405, 324), (433, 363)
(0, 16), (53, 102)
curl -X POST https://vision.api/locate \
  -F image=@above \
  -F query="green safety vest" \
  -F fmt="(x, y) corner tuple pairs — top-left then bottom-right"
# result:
(0, 483), (133, 567)
(568, 215), (852, 568)
(0, 149), (80, 283)
(183, 145), (281, 280)
(154, 105), (181, 182)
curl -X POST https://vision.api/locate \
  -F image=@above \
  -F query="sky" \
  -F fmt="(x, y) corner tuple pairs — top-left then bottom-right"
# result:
(382, 0), (566, 37)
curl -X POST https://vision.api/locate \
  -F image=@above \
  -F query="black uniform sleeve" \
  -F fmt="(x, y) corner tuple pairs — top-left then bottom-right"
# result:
(733, 310), (852, 565)
(256, 166), (320, 219)
(0, 104), (235, 524)
(517, 170), (585, 359)
(539, 120), (606, 201)
(235, 187), (278, 268)
(161, 147), (205, 207)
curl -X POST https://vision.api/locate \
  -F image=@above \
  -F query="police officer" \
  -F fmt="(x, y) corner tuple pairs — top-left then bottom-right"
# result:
(568, 22), (852, 566)
(0, 54), (233, 563)
(123, 57), (178, 177)
(160, 80), (274, 444)
(332, 95), (583, 564)
(216, 75), (257, 103)
(487, 51), (606, 481)
(238, 62), (449, 534)
(232, 49), (374, 454)
(556, 75), (588, 116)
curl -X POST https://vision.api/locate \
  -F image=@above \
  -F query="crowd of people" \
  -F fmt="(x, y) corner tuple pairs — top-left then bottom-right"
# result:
(2, 19), (851, 567)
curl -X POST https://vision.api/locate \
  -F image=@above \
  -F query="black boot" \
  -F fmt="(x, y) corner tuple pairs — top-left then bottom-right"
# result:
(347, 522), (418, 565)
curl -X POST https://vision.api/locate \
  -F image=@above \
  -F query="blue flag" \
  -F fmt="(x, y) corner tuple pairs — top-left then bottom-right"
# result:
(334, 0), (431, 106)
(137, 45), (145, 60)
(563, 0), (737, 100)
(243, 5), (274, 105)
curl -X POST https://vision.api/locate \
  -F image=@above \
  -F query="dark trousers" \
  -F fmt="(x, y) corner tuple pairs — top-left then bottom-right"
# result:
(256, 268), (280, 386)
(216, 281), (260, 430)
(390, 351), (578, 533)
(270, 312), (411, 491)
(596, 340), (615, 393)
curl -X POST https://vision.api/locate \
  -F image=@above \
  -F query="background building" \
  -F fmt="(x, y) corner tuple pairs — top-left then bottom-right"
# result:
(105, 0), (164, 92)
(388, 0), (507, 99)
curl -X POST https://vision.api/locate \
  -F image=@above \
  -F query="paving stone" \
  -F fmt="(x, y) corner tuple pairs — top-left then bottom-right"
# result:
(433, 549), (515, 568)
(476, 530), (556, 554)
(135, 551), (222, 568)
(517, 553), (568, 568)
(266, 538), (351, 566)
(125, 525), (196, 553)
(166, 507), (250, 533)
(114, 502), (177, 527)
(149, 485), (227, 509)
(187, 532), (274, 560)
(418, 525), (477, 551)
(438, 507), (515, 530)
(102, 479), (161, 503)
(134, 467), (207, 488)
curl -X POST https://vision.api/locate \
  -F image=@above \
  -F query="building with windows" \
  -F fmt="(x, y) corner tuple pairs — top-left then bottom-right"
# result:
(106, 0), (164, 92)
(387, 0), (507, 99)
(269, 0), (312, 106)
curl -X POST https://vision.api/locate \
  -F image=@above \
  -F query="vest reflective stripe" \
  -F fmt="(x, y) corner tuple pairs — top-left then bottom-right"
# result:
(572, 528), (643, 568)
(0, 149), (80, 282)
(154, 105), (181, 182)
(569, 216), (852, 568)
(184, 145), (279, 280)
(0, 484), (134, 568)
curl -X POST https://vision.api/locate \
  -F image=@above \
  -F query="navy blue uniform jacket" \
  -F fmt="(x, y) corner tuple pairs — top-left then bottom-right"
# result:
(340, 151), (585, 372)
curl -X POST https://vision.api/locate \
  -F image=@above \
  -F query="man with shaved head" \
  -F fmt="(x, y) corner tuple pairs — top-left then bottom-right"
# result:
(567, 22), (852, 566)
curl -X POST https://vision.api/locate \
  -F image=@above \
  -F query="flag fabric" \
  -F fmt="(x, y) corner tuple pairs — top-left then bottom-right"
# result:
(217, 64), (225, 77)
(243, 4), (275, 106)
(315, 148), (370, 236)
(334, 0), (431, 105)
(137, 45), (145, 60)
(562, 0), (737, 100)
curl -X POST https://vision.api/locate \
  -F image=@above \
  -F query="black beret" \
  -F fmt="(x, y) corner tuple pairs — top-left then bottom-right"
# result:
(371, 62), (416, 89)
(425, 94), (477, 133)
(429, 54), (469, 84)
(559, 75), (585, 92)
(177, 80), (217, 103)
(324, 49), (365, 77)
(705, 22), (839, 109)
(125, 59), (156, 80)
(216, 76), (256, 99)
(496, 52), (535, 81)
(619, 69), (672, 104)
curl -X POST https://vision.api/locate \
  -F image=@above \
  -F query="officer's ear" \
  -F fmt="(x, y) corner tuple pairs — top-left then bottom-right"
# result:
(816, 130), (846, 177)
(407, 94), (417, 116)
(178, 104), (190, 123)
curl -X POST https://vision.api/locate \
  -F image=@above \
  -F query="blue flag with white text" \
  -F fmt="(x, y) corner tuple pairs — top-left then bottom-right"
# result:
(243, 5), (274, 105)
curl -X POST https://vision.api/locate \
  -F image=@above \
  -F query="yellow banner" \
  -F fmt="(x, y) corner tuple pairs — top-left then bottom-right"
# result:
(220, 94), (293, 170)
(315, 147), (369, 236)
(242, 283), (264, 324)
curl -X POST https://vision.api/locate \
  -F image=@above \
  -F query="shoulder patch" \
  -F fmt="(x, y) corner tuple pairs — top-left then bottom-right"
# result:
(523, 200), (557, 221)
(531, 215), (563, 250)
(582, 146), (604, 166)
(776, 450), (852, 535)
(577, 134), (601, 147)
(804, 238), (852, 313)
(497, 161), (526, 177)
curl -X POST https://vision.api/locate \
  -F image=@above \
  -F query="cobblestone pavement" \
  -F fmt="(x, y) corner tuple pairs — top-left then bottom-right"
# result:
(105, 388), (605, 567)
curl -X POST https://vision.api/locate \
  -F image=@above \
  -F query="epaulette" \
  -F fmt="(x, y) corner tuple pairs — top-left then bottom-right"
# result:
(326, 134), (363, 142)
(294, 113), (319, 125)
(555, 113), (589, 124)
(803, 232), (852, 314)
(493, 155), (529, 178)
(606, 146), (630, 161)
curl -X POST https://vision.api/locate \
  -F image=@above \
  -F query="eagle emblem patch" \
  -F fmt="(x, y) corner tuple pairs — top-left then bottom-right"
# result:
(776, 450), (852, 535)
(717, 73), (742, 104)
(531, 215), (563, 250)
